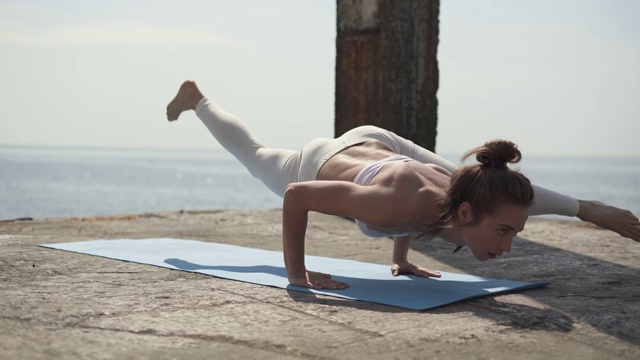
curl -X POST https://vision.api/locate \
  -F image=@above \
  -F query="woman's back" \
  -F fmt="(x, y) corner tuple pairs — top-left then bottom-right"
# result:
(315, 140), (451, 229)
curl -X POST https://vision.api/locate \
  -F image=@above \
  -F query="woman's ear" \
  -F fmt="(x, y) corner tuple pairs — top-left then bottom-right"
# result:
(458, 202), (474, 225)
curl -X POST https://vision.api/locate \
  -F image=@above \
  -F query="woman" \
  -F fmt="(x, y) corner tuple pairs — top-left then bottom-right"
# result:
(166, 81), (640, 290)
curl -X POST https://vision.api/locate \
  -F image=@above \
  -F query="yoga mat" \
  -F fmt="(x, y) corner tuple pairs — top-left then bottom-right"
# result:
(40, 238), (549, 310)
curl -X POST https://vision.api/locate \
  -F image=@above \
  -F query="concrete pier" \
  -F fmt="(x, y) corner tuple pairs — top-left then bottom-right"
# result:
(1, 210), (638, 359)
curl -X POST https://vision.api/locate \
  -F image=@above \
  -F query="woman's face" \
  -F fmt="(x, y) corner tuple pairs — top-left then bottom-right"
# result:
(462, 203), (529, 261)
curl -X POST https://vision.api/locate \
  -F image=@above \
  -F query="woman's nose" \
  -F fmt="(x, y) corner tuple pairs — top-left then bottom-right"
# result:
(499, 237), (513, 253)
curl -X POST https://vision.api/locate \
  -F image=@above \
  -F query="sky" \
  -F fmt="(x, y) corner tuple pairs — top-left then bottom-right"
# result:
(1, 0), (639, 158)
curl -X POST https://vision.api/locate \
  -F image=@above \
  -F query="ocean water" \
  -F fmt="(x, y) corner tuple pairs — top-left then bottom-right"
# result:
(1, 145), (639, 221)
(0, 146), (282, 220)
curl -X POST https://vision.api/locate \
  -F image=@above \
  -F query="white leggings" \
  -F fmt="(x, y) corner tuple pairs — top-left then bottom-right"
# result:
(196, 98), (579, 217)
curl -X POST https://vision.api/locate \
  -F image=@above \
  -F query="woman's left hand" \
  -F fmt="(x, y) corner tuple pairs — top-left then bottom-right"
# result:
(391, 261), (441, 278)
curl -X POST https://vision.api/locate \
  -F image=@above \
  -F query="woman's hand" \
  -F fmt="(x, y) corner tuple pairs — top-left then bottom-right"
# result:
(288, 269), (350, 290)
(391, 261), (441, 278)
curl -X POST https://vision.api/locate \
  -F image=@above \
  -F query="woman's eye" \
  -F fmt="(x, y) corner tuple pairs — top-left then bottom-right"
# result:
(498, 229), (507, 235)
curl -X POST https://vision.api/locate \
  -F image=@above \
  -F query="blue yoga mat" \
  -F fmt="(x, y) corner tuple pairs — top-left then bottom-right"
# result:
(40, 238), (549, 310)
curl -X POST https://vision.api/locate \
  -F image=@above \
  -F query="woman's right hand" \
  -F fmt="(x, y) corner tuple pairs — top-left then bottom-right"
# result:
(288, 269), (350, 290)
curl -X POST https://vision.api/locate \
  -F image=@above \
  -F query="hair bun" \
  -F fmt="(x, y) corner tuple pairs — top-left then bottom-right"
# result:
(463, 139), (522, 169)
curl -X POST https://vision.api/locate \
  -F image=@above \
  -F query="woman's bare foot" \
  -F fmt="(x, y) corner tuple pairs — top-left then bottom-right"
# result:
(166, 80), (205, 121)
(577, 200), (640, 242)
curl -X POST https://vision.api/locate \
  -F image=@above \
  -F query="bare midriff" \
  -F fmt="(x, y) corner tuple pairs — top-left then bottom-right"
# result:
(315, 141), (397, 182)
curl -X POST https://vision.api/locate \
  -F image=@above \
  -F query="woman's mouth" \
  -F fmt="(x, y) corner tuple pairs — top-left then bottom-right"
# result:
(488, 253), (497, 260)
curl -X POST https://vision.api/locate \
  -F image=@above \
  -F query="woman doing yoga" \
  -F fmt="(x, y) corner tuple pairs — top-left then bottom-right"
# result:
(166, 81), (640, 290)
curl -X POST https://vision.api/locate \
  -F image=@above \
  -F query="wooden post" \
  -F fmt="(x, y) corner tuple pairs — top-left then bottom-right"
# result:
(335, 0), (440, 151)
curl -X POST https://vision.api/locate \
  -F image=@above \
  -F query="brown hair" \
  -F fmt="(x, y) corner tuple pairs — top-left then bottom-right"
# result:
(420, 139), (535, 241)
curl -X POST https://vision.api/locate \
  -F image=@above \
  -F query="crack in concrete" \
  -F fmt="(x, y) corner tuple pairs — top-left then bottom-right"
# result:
(215, 287), (385, 339)
(73, 323), (333, 360)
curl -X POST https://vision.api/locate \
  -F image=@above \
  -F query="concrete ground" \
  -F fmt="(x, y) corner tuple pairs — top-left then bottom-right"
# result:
(1, 209), (638, 359)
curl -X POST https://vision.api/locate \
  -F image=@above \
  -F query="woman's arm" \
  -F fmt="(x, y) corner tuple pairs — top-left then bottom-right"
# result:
(282, 180), (396, 289)
(390, 235), (441, 278)
(392, 234), (412, 264)
(282, 183), (347, 289)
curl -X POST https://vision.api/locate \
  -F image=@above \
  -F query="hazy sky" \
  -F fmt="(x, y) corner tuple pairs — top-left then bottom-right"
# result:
(1, 0), (639, 157)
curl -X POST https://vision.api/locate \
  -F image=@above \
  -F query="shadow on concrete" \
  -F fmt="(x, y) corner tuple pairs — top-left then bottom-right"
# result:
(287, 287), (574, 335)
(164, 257), (555, 316)
(162, 228), (639, 344)
(452, 296), (574, 332)
(404, 230), (640, 345)
(286, 284), (574, 333)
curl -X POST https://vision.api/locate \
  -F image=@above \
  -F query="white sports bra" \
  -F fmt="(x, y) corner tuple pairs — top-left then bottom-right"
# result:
(352, 155), (413, 238)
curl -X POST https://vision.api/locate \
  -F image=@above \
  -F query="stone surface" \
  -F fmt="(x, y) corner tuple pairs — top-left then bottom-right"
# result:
(1, 210), (638, 359)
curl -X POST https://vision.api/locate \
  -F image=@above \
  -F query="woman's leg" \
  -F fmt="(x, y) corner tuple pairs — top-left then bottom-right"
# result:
(194, 98), (300, 196)
(167, 81), (300, 197)
(376, 128), (584, 217)
(395, 132), (639, 240)
(362, 126), (460, 173)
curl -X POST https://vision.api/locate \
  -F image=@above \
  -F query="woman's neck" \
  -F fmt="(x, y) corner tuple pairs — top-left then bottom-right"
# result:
(438, 225), (466, 246)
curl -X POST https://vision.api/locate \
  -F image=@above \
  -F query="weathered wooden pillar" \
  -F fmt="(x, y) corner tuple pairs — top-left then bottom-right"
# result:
(335, 0), (440, 151)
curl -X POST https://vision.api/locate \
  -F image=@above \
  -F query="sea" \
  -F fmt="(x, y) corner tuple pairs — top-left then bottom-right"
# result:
(1, 145), (639, 221)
